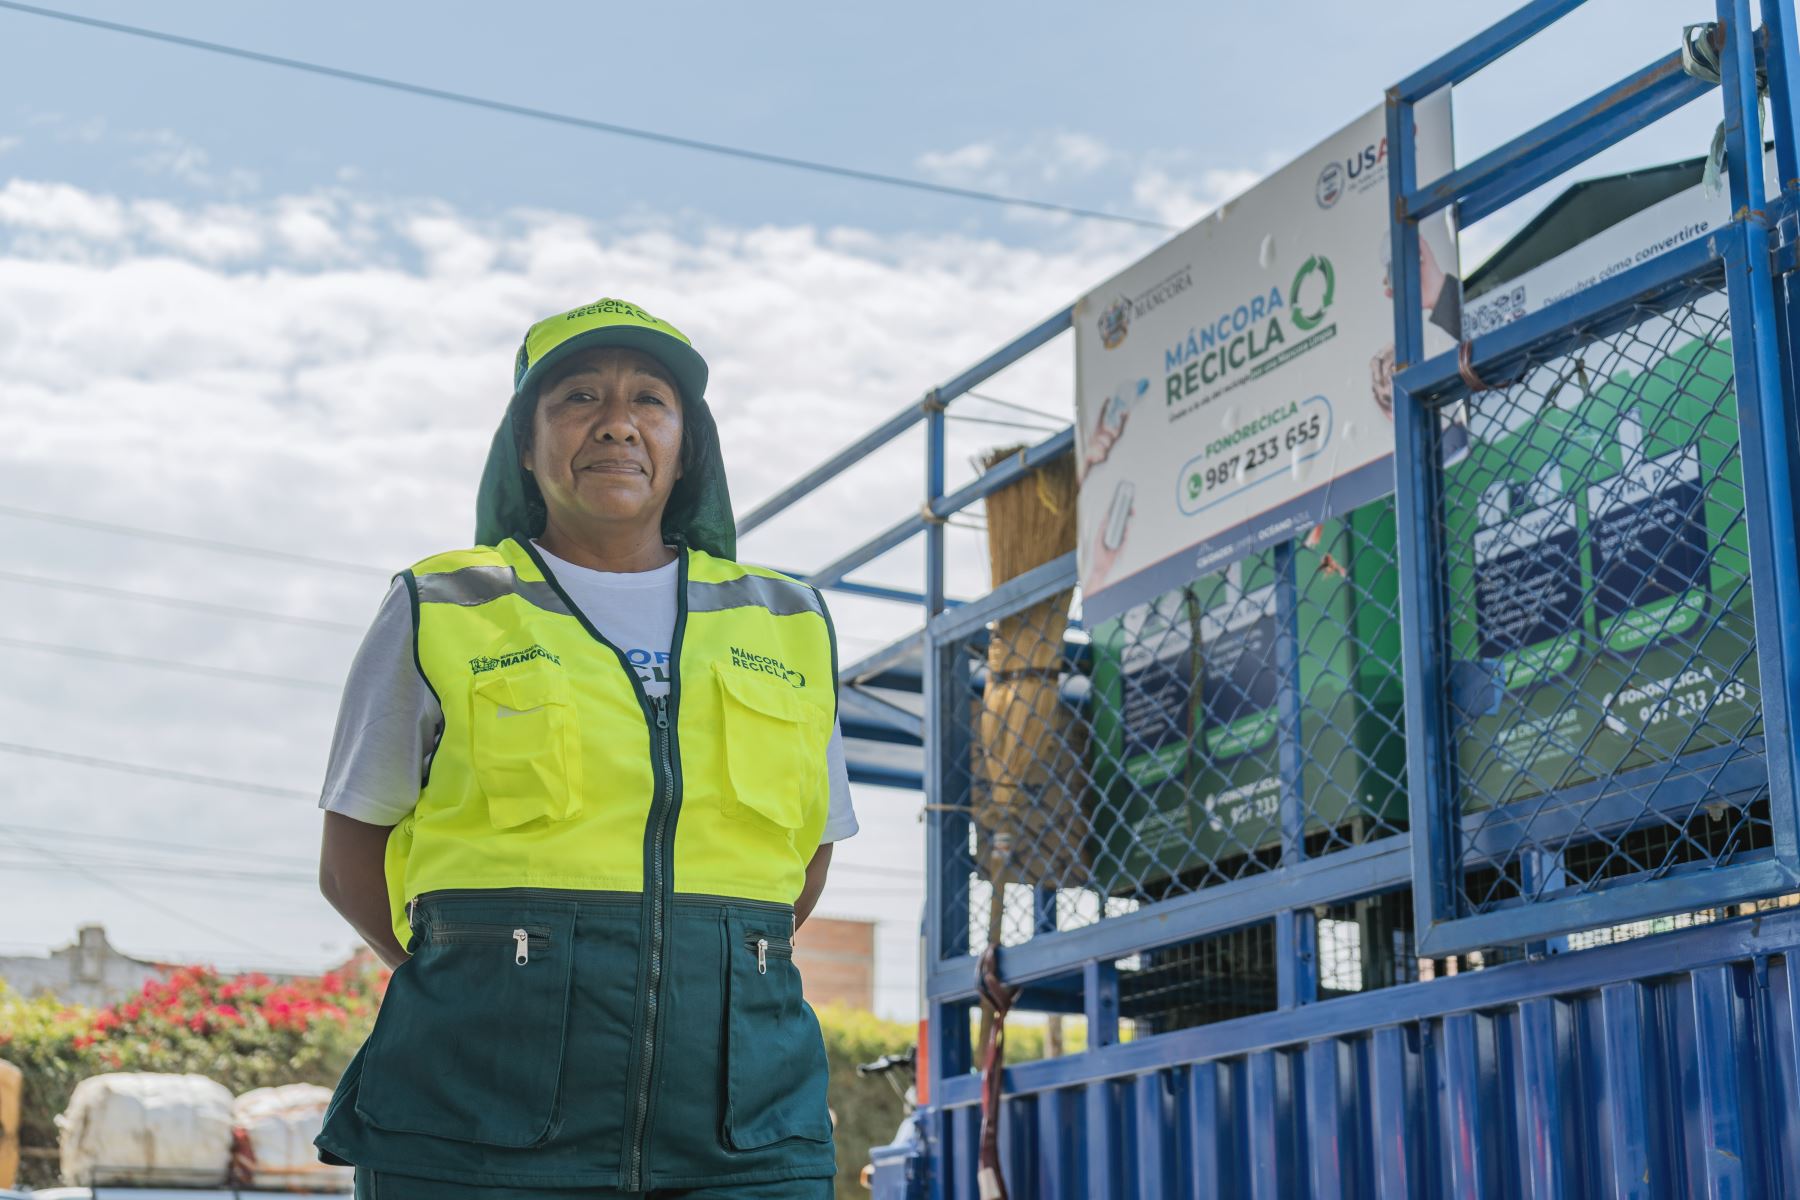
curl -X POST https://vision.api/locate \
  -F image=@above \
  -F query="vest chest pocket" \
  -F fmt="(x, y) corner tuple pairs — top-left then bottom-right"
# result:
(712, 663), (829, 833)
(355, 907), (576, 1148)
(469, 663), (584, 829)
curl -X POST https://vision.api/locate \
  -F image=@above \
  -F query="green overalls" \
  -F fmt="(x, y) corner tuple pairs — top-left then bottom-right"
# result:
(315, 537), (839, 1193)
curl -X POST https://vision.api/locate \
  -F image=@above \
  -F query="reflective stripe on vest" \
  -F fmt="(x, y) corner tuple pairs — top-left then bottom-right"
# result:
(381, 537), (837, 951)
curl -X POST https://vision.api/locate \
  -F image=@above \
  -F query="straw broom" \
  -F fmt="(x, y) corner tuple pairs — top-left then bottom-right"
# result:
(972, 445), (1087, 981)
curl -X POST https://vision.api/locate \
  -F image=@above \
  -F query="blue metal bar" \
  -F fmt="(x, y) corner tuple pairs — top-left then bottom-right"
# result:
(935, 906), (1800, 1107)
(930, 553), (1076, 647)
(1244, 1052), (1284, 1200)
(1083, 959), (1120, 1048)
(1390, 75), (1465, 963)
(1083, 1081), (1116, 1200)
(806, 428), (1075, 595)
(846, 763), (923, 791)
(1391, 0), (1588, 101)
(735, 306), (1072, 537)
(811, 512), (927, 594)
(950, 1104), (979, 1200)
(1717, 0), (1800, 884)
(786, 574), (943, 607)
(1416, 859), (1799, 958)
(1034, 1088), (1078, 1200)
(1368, 1025), (1417, 1197)
(1276, 910), (1318, 1009)
(1132, 1074), (1170, 1198)
(939, 837), (1410, 997)
(935, 427), (1075, 521)
(1403, 51), (1714, 226)
(1185, 1061), (1231, 1198)
(1274, 541), (1305, 870)
(1395, 233), (1722, 405)
(1598, 982), (1654, 1197)
(840, 688), (923, 739)
(1455, 743), (1767, 861)
(1689, 963), (1757, 1197)
(1304, 1041), (1349, 1200)
(1438, 1014), (1490, 1198)
(1516, 997), (1569, 1198)
(839, 631), (921, 686)
(1761, 0), (1800, 189)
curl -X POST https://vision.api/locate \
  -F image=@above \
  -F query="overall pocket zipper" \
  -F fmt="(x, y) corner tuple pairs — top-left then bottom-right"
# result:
(744, 932), (795, 975)
(432, 923), (551, 965)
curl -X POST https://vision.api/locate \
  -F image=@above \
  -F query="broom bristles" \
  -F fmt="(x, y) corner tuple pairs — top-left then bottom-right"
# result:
(972, 442), (1087, 889)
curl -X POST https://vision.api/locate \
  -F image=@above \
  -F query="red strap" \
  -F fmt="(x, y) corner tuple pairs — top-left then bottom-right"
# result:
(976, 945), (1018, 1200)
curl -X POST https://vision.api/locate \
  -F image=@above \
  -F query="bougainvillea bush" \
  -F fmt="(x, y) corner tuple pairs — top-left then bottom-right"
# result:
(0, 962), (387, 1189)
(0, 965), (936, 1197)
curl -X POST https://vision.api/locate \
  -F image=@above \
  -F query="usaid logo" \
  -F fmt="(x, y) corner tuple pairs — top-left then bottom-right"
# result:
(1315, 162), (1345, 208)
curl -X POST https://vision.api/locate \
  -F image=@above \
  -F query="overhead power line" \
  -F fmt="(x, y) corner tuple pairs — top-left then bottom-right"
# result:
(0, 635), (340, 692)
(0, 820), (316, 868)
(0, 827), (266, 953)
(0, 740), (313, 800)
(0, 1), (1175, 232)
(0, 567), (363, 633)
(0, 502), (389, 576)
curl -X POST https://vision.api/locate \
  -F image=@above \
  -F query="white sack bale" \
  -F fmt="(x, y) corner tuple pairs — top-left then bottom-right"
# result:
(56, 1071), (235, 1187)
(233, 1083), (353, 1192)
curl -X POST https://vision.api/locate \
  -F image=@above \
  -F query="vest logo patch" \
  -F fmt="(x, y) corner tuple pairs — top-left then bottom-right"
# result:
(469, 644), (562, 674)
(730, 645), (805, 688)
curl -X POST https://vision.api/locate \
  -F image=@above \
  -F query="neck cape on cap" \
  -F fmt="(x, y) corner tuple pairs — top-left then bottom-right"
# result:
(473, 298), (736, 561)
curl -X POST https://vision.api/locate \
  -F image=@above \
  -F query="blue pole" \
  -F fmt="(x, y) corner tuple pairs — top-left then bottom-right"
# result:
(1718, 0), (1800, 868)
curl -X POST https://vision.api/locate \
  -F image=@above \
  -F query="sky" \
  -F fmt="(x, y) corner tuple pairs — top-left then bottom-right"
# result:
(0, 0), (1728, 1020)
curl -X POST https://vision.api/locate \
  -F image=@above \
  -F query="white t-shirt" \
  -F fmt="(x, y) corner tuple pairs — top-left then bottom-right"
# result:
(318, 541), (860, 843)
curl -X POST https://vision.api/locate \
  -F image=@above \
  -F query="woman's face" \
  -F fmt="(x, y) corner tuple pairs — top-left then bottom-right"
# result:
(523, 346), (685, 535)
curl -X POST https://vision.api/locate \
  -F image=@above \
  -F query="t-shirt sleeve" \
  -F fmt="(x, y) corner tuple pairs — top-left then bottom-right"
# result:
(318, 575), (443, 827)
(820, 718), (860, 843)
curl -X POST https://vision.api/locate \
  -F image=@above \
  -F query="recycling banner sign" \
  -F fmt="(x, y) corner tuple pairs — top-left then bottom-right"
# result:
(1074, 95), (1456, 626)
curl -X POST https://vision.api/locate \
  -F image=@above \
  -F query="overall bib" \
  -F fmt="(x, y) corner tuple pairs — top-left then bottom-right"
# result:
(315, 537), (839, 1193)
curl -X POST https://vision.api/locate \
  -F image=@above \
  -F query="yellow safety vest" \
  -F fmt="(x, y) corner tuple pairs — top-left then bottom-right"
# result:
(379, 536), (838, 949)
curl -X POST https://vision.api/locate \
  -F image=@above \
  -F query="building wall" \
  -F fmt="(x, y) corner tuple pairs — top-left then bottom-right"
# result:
(794, 916), (875, 1011)
(0, 924), (166, 1010)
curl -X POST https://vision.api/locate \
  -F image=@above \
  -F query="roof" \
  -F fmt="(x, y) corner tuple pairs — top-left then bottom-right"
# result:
(1464, 155), (1705, 298)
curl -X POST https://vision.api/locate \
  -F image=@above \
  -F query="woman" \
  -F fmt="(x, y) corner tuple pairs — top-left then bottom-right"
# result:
(312, 298), (857, 1199)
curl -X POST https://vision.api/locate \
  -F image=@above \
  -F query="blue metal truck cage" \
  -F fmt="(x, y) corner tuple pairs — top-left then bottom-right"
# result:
(753, 1), (1800, 1193)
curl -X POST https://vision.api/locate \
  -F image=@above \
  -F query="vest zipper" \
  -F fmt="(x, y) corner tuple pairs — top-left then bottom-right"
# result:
(517, 539), (688, 1191)
(626, 690), (675, 1187)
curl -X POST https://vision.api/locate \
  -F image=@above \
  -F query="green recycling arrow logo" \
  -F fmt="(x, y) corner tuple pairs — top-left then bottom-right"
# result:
(1289, 254), (1335, 332)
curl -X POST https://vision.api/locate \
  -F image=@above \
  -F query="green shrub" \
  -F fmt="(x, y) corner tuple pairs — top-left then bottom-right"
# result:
(3, 972), (944, 1198)
(0, 964), (385, 1190)
(817, 1003), (916, 1198)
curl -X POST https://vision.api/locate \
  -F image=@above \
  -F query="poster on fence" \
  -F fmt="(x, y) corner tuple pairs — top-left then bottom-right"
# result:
(1458, 147), (1774, 337)
(1446, 149), (1772, 813)
(1073, 94), (1455, 627)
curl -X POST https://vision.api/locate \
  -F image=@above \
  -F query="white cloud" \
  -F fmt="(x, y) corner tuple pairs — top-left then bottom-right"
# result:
(914, 131), (1119, 193)
(1131, 165), (1264, 228)
(0, 177), (1171, 1014)
(915, 132), (1275, 231)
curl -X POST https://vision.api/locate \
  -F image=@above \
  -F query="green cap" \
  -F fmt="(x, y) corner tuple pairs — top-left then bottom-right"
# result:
(474, 297), (737, 560)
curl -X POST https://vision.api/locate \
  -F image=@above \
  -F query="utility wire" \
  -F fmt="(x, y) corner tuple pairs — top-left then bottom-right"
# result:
(0, 741), (313, 800)
(0, 820), (315, 867)
(0, 635), (340, 692)
(0, 827), (266, 953)
(0, 502), (389, 576)
(0, 0), (1176, 233)
(947, 414), (1064, 435)
(965, 390), (1068, 424)
(0, 567), (363, 633)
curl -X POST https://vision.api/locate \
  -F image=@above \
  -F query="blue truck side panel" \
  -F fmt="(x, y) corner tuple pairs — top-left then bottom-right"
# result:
(820, 1), (1800, 1194)
(905, 910), (1800, 1197)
